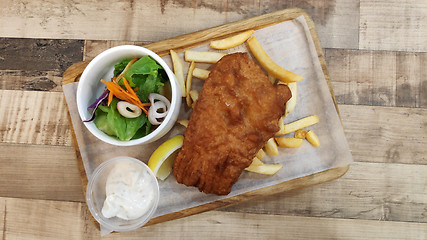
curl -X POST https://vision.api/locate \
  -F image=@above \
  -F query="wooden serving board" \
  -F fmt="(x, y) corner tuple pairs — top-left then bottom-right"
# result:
(62, 8), (349, 227)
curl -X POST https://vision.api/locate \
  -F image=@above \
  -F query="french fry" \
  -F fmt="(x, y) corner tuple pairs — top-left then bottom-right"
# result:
(256, 149), (266, 160)
(210, 30), (255, 49)
(275, 117), (285, 136)
(294, 130), (308, 139)
(282, 82), (297, 117)
(189, 89), (199, 108)
(276, 115), (319, 135)
(250, 157), (263, 167)
(275, 138), (303, 148)
(177, 120), (189, 128)
(264, 138), (279, 155)
(192, 68), (210, 80)
(245, 163), (283, 175)
(189, 89), (199, 102)
(245, 157), (262, 171)
(306, 130), (320, 147)
(184, 50), (225, 63)
(186, 61), (196, 107)
(247, 36), (303, 83)
(170, 50), (186, 97)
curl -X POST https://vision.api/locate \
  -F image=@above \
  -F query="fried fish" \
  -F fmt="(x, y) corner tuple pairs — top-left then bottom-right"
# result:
(173, 52), (292, 195)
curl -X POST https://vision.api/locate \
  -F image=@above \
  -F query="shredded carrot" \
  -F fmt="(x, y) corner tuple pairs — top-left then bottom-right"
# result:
(100, 57), (153, 115)
(101, 79), (150, 115)
(107, 89), (113, 106)
(122, 77), (137, 97)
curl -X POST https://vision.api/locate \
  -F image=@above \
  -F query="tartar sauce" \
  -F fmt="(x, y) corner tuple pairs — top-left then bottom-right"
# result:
(101, 161), (156, 220)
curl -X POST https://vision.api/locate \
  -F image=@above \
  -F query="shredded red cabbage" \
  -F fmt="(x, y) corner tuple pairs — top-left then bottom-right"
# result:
(83, 89), (109, 122)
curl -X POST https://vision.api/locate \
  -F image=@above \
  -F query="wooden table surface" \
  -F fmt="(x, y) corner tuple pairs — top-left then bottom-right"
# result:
(0, 1), (426, 239)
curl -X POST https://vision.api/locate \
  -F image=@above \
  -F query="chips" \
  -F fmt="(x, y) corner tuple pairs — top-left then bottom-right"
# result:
(192, 68), (210, 80)
(294, 130), (308, 139)
(185, 61), (196, 107)
(306, 130), (320, 147)
(177, 120), (189, 128)
(189, 89), (199, 108)
(264, 138), (279, 155)
(247, 36), (303, 83)
(249, 157), (263, 167)
(277, 115), (319, 135)
(275, 137), (303, 148)
(282, 82), (297, 117)
(245, 162), (283, 175)
(275, 117), (285, 136)
(256, 149), (266, 160)
(189, 90), (199, 102)
(170, 50), (186, 97)
(185, 50), (225, 63)
(210, 30), (254, 50)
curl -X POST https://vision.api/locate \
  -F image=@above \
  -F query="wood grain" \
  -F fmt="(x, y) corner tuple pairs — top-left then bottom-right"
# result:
(223, 162), (427, 223)
(0, 90), (72, 146)
(0, 1), (426, 239)
(0, 70), (63, 92)
(0, 0), (359, 49)
(360, 0), (427, 52)
(340, 104), (426, 165)
(326, 49), (427, 108)
(0, 143), (83, 201)
(0, 38), (83, 73)
(0, 196), (425, 239)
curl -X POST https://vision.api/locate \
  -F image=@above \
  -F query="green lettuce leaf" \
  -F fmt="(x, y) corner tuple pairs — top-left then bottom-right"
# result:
(94, 98), (148, 141)
(124, 55), (163, 82)
(116, 56), (166, 102)
(113, 58), (132, 77)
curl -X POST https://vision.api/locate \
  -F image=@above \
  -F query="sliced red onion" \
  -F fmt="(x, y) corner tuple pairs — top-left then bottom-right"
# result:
(148, 93), (171, 125)
(88, 89), (109, 109)
(83, 89), (109, 122)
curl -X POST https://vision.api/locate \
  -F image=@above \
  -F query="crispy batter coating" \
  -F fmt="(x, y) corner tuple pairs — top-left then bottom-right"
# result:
(173, 52), (292, 195)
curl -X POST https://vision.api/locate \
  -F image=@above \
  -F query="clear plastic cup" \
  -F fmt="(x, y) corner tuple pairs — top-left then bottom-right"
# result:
(86, 156), (159, 235)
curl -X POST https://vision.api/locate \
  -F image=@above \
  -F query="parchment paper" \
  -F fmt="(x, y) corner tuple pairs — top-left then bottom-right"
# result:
(63, 16), (352, 220)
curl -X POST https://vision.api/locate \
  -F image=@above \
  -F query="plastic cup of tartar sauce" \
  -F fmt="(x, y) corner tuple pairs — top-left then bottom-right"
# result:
(86, 156), (160, 235)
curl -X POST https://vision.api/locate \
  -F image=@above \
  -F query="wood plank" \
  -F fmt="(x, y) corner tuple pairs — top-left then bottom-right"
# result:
(0, 143), (83, 201)
(223, 162), (427, 223)
(0, 38), (83, 74)
(0, 70), (63, 92)
(340, 104), (426, 165)
(325, 49), (426, 108)
(0, 0), (359, 49)
(1, 197), (92, 239)
(360, 0), (427, 52)
(0, 197), (425, 239)
(0, 90), (72, 146)
(396, 51), (427, 108)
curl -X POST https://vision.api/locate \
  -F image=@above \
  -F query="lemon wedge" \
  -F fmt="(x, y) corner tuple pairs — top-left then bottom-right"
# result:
(148, 135), (184, 180)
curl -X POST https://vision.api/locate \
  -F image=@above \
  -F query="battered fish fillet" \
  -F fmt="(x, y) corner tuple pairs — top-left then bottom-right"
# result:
(173, 52), (292, 195)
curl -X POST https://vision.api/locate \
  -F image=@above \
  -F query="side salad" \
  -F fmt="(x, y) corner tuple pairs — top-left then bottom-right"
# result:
(84, 56), (171, 141)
